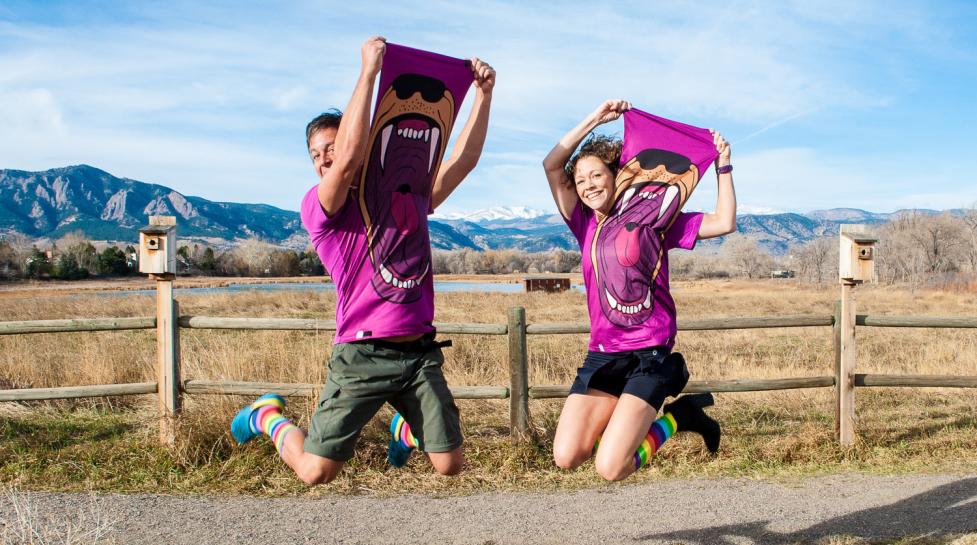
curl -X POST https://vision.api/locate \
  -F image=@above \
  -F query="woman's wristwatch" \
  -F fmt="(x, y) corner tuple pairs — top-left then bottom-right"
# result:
(716, 164), (733, 175)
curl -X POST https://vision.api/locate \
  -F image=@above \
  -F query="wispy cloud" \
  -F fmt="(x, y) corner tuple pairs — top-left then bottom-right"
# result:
(1, 0), (974, 214)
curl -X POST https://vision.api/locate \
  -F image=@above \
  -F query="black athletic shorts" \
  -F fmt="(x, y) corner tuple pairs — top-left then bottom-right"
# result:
(569, 347), (690, 410)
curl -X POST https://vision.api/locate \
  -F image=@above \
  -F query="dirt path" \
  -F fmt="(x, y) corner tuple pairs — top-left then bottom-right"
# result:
(3, 473), (976, 544)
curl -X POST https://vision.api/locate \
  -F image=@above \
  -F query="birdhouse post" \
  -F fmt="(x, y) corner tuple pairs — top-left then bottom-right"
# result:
(836, 224), (878, 446)
(138, 215), (181, 446)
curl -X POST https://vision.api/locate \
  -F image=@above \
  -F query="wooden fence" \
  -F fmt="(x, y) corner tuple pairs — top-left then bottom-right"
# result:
(3, 300), (977, 446)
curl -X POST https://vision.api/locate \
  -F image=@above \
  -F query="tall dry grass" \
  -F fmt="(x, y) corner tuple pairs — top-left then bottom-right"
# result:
(2, 278), (977, 398)
(1, 278), (977, 494)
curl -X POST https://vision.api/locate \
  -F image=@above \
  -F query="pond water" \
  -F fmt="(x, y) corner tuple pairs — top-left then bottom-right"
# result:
(92, 281), (582, 298)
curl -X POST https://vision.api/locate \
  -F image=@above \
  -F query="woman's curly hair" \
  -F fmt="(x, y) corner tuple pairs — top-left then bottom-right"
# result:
(564, 134), (622, 187)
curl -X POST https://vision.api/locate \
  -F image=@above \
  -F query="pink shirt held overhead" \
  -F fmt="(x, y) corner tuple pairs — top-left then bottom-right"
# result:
(301, 186), (436, 344)
(565, 201), (703, 353)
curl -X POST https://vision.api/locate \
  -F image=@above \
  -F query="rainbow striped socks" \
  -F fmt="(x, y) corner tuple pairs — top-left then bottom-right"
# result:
(634, 413), (677, 469)
(230, 393), (297, 454)
(387, 412), (419, 467)
(592, 412), (678, 470)
(631, 393), (721, 468)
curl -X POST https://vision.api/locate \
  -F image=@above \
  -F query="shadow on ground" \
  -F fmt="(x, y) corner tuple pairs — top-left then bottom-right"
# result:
(640, 477), (977, 544)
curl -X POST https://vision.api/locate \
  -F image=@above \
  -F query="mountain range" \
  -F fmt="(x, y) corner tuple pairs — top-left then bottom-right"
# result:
(0, 165), (960, 254)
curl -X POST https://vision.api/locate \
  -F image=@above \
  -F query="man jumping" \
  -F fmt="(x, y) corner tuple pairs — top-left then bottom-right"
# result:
(230, 36), (495, 484)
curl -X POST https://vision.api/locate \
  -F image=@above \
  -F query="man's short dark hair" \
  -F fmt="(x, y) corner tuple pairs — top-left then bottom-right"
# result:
(306, 109), (343, 148)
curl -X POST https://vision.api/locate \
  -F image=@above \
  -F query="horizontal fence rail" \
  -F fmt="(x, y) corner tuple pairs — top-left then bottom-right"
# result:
(525, 315), (835, 335)
(178, 316), (509, 335)
(856, 315), (977, 328)
(183, 380), (509, 399)
(0, 382), (158, 402)
(8, 313), (977, 337)
(179, 316), (336, 331)
(0, 317), (156, 335)
(855, 374), (977, 388)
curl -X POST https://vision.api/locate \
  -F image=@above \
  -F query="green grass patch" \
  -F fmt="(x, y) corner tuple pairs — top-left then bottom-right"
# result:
(2, 391), (977, 497)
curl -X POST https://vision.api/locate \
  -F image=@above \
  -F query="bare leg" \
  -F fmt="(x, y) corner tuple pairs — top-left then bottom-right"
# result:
(593, 393), (658, 481)
(278, 428), (345, 485)
(425, 447), (464, 476)
(552, 389), (619, 469)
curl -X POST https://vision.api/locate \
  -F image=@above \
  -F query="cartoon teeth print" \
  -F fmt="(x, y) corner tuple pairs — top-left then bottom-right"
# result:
(358, 73), (457, 304)
(379, 125), (441, 173)
(591, 149), (700, 326)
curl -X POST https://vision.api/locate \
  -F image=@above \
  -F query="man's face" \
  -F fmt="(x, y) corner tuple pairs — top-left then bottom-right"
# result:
(308, 126), (338, 178)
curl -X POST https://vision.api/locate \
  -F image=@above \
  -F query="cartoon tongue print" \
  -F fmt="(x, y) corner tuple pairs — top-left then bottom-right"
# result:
(615, 223), (641, 267)
(359, 71), (461, 304)
(594, 180), (681, 327)
(590, 110), (714, 327)
(392, 185), (418, 236)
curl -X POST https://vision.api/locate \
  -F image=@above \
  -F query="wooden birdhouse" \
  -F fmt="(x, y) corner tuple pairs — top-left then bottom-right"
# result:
(838, 224), (877, 284)
(139, 221), (176, 275)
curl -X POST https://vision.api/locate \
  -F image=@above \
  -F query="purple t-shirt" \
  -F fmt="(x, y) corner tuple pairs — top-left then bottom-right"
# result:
(301, 186), (435, 344)
(565, 201), (702, 352)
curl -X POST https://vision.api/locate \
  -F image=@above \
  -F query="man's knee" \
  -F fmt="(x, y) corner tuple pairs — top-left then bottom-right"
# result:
(428, 449), (463, 476)
(296, 456), (343, 485)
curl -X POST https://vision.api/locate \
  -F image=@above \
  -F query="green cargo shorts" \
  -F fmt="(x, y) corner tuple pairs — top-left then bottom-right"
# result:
(304, 338), (463, 461)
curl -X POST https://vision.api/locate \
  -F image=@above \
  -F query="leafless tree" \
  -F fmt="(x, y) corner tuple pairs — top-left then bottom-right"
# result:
(910, 213), (966, 274)
(793, 236), (836, 283)
(873, 211), (973, 291)
(961, 205), (977, 273)
(55, 230), (98, 274)
(721, 234), (773, 279)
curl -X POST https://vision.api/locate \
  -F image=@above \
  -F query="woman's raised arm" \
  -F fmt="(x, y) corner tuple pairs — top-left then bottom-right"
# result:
(542, 100), (631, 219)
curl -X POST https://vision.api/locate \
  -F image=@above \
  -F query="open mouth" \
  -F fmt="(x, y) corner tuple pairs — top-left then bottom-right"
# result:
(616, 184), (678, 220)
(379, 114), (441, 174)
(378, 262), (429, 290)
(604, 288), (652, 315)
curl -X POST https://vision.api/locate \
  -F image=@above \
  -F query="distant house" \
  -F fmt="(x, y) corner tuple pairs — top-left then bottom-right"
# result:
(524, 275), (571, 293)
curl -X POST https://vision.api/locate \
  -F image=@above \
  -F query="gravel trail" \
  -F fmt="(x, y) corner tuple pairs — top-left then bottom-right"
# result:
(3, 474), (976, 544)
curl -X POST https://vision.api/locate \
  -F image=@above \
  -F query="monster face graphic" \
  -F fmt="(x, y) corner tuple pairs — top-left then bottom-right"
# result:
(358, 73), (457, 304)
(591, 149), (701, 326)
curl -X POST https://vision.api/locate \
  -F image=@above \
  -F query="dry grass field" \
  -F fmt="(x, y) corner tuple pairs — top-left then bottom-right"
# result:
(1, 278), (976, 496)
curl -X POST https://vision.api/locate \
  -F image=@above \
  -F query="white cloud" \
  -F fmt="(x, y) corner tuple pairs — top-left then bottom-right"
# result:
(274, 86), (312, 112)
(0, 88), (65, 137)
(0, 0), (972, 216)
(736, 205), (786, 215)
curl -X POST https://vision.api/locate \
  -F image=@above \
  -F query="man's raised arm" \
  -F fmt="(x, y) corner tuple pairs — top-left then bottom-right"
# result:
(315, 37), (385, 216)
(431, 58), (495, 210)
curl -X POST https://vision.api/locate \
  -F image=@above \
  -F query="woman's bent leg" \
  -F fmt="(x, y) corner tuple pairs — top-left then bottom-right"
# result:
(553, 389), (618, 469)
(593, 393), (658, 481)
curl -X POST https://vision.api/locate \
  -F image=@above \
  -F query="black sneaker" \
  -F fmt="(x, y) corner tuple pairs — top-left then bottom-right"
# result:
(662, 393), (721, 453)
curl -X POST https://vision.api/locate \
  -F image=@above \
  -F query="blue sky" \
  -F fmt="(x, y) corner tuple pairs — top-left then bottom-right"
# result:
(2, 1), (976, 216)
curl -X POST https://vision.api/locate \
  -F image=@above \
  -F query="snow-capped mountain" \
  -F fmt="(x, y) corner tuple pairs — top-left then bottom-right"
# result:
(432, 206), (549, 222)
(3, 165), (967, 255)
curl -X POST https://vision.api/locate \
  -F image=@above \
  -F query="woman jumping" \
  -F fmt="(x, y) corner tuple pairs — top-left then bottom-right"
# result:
(544, 99), (737, 481)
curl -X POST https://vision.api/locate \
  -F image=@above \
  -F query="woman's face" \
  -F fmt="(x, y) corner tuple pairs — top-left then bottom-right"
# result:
(574, 155), (616, 214)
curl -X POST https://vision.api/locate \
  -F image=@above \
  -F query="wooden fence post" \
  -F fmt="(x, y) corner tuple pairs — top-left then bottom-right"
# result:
(508, 306), (530, 441)
(153, 274), (181, 446)
(833, 300), (842, 440)
(838, 282), (856, 446)
(836, 223), (875, 446)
